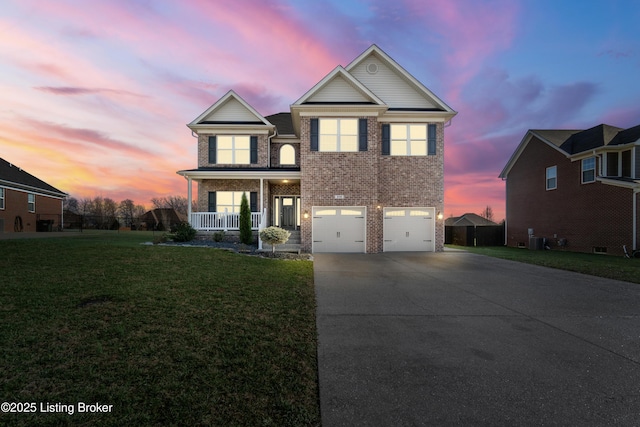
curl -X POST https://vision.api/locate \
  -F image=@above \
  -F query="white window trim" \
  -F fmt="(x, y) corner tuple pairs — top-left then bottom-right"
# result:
(217, 135), (250, 165)
(546, 166), (557, 191)
(582, 157), (596, 184)
(390, 124), (428, 156)
(0, 187), (4, 210)
(28, 193), (35, 212)
(319, 118), (358, 152)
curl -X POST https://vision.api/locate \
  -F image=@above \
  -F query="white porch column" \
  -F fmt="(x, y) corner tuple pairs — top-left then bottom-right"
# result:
(260, 177), (264, 215)
(187, 176), (192, 224)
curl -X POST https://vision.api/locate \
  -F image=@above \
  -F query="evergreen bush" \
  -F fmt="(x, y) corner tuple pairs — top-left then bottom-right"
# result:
(239, 192), (253, 245)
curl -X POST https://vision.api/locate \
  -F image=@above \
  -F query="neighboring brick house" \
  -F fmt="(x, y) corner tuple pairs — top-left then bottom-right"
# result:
(499, 124), (640, 255)
(178, 45), (456, 253)
(0, 157), (67, 233)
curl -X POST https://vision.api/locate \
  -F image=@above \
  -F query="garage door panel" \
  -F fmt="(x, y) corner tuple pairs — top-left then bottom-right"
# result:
(383, 208), (435, 252)
(312, 207), (366, 253)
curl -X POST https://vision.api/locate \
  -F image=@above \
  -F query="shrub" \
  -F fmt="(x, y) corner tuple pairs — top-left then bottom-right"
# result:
(259, 226), (291, 253)
(172, 222), (196, 242)
(239, 192), (253, 245)
(213, 230), (225, 242)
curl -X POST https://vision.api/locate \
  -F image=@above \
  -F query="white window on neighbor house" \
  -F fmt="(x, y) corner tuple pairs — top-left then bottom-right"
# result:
(217, 136), (250, 164)
(280, 144), (296, 165)
(0, 188), (4, 209)
(28, 193), (35, 212)
(216, 191), (247, 213)
(319, 119), (358, 152)
(390, 124), (428, 156)
(546, 166), (557, 190)
(582, 157), (596, 183)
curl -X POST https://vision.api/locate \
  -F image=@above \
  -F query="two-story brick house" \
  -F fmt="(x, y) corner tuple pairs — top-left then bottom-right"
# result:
(0, 157), (67, 233)
(178, 45), (456, 253)
(499, 124), (640, 255)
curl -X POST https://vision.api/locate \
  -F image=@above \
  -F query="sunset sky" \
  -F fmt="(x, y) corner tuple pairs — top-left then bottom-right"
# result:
(2, 0), (639, 220)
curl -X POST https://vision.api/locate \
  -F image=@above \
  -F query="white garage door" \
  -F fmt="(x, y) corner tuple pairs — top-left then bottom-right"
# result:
(383, 208), (435, 252)
(312, 207), (366, 253)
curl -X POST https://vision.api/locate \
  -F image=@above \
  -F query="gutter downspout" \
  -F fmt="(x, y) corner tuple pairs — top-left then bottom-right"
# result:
(634, 189), (638, 250)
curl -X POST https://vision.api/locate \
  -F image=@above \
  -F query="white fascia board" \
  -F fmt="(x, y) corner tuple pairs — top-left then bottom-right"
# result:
(0, 182), (66, 199)
(597, 177), (640, 189)
(187, 124), (273, 135)
(379, 111), (455, 123)
(177, 170), (301, 180)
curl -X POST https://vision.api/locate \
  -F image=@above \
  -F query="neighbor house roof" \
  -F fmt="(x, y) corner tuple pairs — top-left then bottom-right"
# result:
(445, 213), (498, 227)
(500, 123), (640, 179)
(0, 157), (66, 198)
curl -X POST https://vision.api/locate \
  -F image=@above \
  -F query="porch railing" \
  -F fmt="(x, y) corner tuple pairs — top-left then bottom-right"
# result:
(190, 211), (262, 231)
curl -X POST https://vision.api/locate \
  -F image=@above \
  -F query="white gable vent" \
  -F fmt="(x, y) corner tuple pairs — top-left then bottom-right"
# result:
(366, 63), (379, 74)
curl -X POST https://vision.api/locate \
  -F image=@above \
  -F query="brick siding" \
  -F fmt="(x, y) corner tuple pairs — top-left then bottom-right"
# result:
(506, 137), (635, 255)
(0, 188), (63, 233)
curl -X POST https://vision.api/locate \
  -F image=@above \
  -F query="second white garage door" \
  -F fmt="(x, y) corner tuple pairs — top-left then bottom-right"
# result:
(312, 207), (366, 253)
(383, 207), (435, 252)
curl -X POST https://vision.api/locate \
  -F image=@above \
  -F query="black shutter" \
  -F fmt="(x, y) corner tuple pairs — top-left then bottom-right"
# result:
(358, 118), (368, 151)
(250, 136), (258, 164)
(310, 118), (319, 151)
(381, 124), (390, 155)
(250, 192), (258, 212)
(428, 124), (437, 155)
(208, 192), (216, 212)
(208, 136), (217, 164)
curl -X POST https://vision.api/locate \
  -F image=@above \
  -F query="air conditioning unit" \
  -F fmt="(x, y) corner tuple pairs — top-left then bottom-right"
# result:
(529, 236), (544, 250)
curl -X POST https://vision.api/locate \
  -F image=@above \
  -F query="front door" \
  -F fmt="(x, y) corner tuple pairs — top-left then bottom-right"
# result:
(280, 197), (295, 229)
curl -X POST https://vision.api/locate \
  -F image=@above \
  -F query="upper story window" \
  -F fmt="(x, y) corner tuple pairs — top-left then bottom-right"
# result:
(0, 188), (4, 209)
(546, 166), (557, 190)
(280, 144), (296, 165)
(208, 136), (258, 165)
(319, 119), (358, 152)
(28, 193), (35, 212)
(582, 157), (596, 183)
(310, 118), (368, 152)
(381, 123), (437, 156)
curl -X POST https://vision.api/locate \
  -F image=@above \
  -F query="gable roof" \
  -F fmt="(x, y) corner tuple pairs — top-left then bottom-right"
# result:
(445, 213), (498, 226)
(293, 65), (385, 106)
(346, 44), (456, 114)
(0, 157), (66, 198)
(500, 123), (640, 179)
(188, 90), (273, 130)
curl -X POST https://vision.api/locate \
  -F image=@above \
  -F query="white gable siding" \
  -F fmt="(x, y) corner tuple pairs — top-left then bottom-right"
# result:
(349, 57), (437, 109)
(201, 98), (260, 122)
(306, 76), (371, 103)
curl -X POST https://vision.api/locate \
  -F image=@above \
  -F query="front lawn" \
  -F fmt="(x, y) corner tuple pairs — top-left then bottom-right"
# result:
(0, 232), (319, 426)
(448, 245), (640, 284)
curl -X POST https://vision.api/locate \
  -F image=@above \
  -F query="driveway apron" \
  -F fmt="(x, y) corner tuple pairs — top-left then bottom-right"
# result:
(314, 251), (640, 426)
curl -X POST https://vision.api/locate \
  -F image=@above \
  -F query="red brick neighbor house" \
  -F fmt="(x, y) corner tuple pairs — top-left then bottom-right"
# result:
(0, 157), (67, 233)
(178, 45), (456, 253)
(499, 124), (640, 255)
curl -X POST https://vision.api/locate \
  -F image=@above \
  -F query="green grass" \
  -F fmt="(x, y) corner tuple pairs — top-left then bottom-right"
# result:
(0, 232), (319, 426)
(448, 245), (640, 284)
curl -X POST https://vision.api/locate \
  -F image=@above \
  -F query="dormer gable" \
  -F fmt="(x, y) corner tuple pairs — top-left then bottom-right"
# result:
(188, 90), (273, 133)
(293, 66), (385, 106)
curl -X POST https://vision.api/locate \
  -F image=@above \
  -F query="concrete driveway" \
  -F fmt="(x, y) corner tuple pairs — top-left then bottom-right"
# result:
(314, 251), (640, 426)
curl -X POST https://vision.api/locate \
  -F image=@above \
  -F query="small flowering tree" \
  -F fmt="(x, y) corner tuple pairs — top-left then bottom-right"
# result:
(259, 226), (291, 253)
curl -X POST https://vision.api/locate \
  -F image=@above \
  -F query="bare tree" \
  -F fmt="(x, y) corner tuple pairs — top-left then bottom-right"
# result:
(480, 205), (494, 222)
(151, 195), (189, 216)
